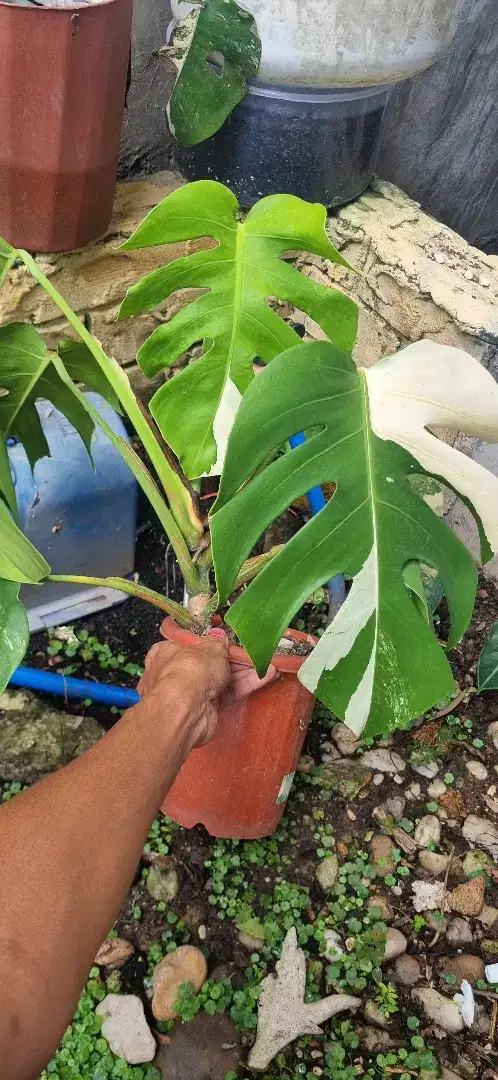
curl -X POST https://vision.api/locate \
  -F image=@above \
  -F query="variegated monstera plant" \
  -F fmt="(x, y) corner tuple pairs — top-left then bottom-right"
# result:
(1, 179), (498, 742)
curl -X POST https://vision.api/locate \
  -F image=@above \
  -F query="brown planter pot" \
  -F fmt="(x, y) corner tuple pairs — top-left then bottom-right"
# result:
(161, 618), (316, 840)
(0, 0), (133, 253)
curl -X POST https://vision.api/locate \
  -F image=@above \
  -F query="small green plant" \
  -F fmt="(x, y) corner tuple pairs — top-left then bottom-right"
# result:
(375, 981), (399, 1017)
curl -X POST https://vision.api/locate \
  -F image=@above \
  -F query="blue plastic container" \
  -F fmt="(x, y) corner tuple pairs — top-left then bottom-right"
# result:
(8, 393), (137, 630)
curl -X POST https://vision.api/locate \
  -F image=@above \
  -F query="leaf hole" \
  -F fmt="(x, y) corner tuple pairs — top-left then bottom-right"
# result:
(206, 51), (225, 75)
(0, 387), (9, 397)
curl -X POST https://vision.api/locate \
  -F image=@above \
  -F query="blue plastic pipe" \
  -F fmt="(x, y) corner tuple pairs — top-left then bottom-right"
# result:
(9, 665), (140, 709)
(289, 432), (346, 613)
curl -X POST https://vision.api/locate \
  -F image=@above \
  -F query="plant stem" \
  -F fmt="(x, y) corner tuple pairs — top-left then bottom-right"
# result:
(48, 575), (196, 629)
(18, 250), (203, 553)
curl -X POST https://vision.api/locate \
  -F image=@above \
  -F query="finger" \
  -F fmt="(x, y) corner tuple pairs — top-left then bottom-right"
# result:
(221, 663), (279, 706)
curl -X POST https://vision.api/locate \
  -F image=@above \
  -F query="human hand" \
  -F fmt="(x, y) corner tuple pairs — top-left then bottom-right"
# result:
(138, 626), (278, 749)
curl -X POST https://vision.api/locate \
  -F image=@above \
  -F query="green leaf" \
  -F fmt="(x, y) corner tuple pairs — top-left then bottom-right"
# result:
(58, 340), (122, 413)
(168, 0), (261, 146)
(0, 580), (29, 692)
(120, 181), (357, 478)
(0, 498), (50, 583)
(477, 620), (498, 691)
(212, 338), (498, 737)
(0, 323), (95, 469)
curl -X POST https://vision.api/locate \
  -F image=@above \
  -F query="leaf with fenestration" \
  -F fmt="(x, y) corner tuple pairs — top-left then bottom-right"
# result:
(477, 621), (498, 692)
(0, 580), (29, 692)
(119, 181), (357, 478)
(58, 340), (122, 413)
(168, 0), (261, 146)
(211, 339), (498, 738)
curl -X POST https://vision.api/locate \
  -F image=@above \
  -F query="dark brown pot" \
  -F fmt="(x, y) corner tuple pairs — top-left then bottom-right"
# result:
(0, 0), (133, 253)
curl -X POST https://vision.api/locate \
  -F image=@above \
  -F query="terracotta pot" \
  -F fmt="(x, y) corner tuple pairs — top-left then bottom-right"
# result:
(0, 0), (132, 253)
(162, 618), (316, 839)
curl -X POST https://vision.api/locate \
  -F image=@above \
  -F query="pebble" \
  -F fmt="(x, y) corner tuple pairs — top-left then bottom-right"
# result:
(152, 947), (208, 1021)
(316, 854), (339, 892)
(414, 814), (441, 848)
(418, 850), (451, 875)
(448, 876), (486, 917)
(446, 917), (474, 946)
(488, 721), (498, 752)
(198, 925), (207, 941)
(370, 834), (395, 876)
(412, 880), (446, 912)
(407, 782), (422, 798)
(411, 987), (464, 1034)
(462, 849), (493, 876)
(462, 814), (498, 861)
(331, 722), (360, 756)
(146, 862), (179, 903)
(94, 936), (135, 968)
(367, 892), (393, 921)
(442, 1069), (466, 1080)
(361, 749), (405, 774)
(439, 954), (485, 985)
(364, 1000), (391, 1028)
(153, 1011), (241, 1080)
(478, 904), (498, 930)
(356, 1026), (399, 1053)
(238, 929), (266, 951)
(382, 928), (407, 963)
(376, 796), (405, 820)
(428, 779), (447, 799)
(372, 774), (384, 786)
(412, 761), (439, 779)
(465, 760), (488, 781)
(323, 929), (345, 960)
(393, 954), (421, 987)
(96, 995), (156, 1064)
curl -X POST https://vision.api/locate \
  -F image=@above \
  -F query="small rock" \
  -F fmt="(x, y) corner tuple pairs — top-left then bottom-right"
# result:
(465, 760), (488, 781)
(323, 929), (345, 960)
(448, 877), (486, 917)
(238, 929), (265, 951)
(146, 862), (179, 903)
(320, 759), (372, 799)
(412, 880), (446, 912)
(152, 947), (208, 1021)
(364, 1000), (391, 1029)
(478, 904), (498, 930)
(439, 954), (485, 985)
(383, 928), (407, 962)
(393, 954), (421, 987)
(361, 749), (405, 774)
(440, 790), (467, 821)
(428, 779), (447, 799)
(377, 796), (406, 820)
(425, 910), (448, 933)
(367, 893), (393, 921)
(418, 850), (450, 875)
(96, 995), (156, 1064)
(316, 855), (339, 892)
(95, 937), (135, 968)
(370, 834), (395, 876)
(408, 782), (422, 798)
(355, 1026), (399, 1053)
(372, 773), (384, 786)
(297, 754), (315, 774)
(441, 1069), (466, 1080)
(412, 762), (439, 779)
(331, 722), (360, 756)
(488, 721), (498, 752)
(411, 988), (464, 1034)
(153, 1011), (241, 1080)
(446, 918), (473, 946)
(462, 850), (493, 876)
(414, 815), (441, 848)
(462, 815), (498, 861)
(198, 925), (207, 941)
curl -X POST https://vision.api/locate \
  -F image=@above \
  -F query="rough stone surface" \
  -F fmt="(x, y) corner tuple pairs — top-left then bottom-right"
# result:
(0, 689), (102, 783)
(360, 749), (405, 774)
(462, 850), (494, 876)
(96, 995), (156, 1064)
(393, 954), (421, 987)
(418, 850), (451, 876)
(330, 723), (361, 757)
(439, 954), (485, 986)
(412, 880), (446, 913)
(146, 862), (179, 903)
(370, 835), (396, 877)
(465, 761), (488, 781)
(446, 918), (474, 947)
(411, 987), (464, 1034)
(448, 877), (486, 917)
(462, 815), (498, 862)
(364, 1000), (391, 1029)
(95, 937), (135, 968)
(153, 1011), (241, 1080)
(152, 947), (208, 1021)
(316, 855), (339, 892)
(382, 929), (407, 963)
(320, 760), (372, 799)
(414, 815), (441, 849)
(488, 721), (498, 752)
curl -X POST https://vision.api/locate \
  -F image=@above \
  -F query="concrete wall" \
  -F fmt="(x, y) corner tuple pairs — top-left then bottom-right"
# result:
(119, 0), (497, 252)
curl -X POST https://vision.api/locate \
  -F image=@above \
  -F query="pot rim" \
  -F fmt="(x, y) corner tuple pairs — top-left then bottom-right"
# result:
(0, 0), (125, 12)
(162, 616), (316, 674)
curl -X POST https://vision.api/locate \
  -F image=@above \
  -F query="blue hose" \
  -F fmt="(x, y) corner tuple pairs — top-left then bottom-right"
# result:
(9, 666), (140, 708)
(289, 432), (346, 613)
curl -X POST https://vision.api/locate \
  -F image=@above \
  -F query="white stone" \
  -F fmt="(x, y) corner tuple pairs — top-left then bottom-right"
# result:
(412, 988), (464, 1034)
(96, 995), (156, 1064)
(412, 880), (446, 912)
(418, 850), (450, 875)
(316, 855), (339, 892)
(488, 721), (498, 751)
(372, 774), (385, 786)
(446, 918), (473, 946)
(412, 762), (439, 779)
(427, 779), (447, 799)
(465, 760), (488, 781)
(414, 815), (441, 848)
(361, 749), (405, 774)
(382, 929), (407, 963)
(323, 929), (345, 960)
(331, 722), (360, 757)
(462, 815), (498, 862)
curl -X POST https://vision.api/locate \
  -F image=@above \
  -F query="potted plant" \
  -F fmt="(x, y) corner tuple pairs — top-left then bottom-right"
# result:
(0, 180), (497, 840)
(0, 0), (133, 252)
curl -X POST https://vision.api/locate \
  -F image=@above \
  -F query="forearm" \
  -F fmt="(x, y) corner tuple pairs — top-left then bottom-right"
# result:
(0, 690), (192, 1080)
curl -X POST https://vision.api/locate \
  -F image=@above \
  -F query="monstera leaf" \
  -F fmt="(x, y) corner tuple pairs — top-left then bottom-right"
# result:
(119, 181), (358, 478)
(0, 580), (30, 693)
(211, 339), (498, 738)
(168, 0), (261, 146)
